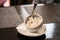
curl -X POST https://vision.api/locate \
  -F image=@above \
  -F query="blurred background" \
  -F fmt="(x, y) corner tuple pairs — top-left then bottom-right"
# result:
(0, 0), (60, 7)
(10, 0), (60, 6)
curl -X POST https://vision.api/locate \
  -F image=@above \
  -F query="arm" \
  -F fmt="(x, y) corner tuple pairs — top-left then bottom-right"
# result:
(0, 0), (7, 6)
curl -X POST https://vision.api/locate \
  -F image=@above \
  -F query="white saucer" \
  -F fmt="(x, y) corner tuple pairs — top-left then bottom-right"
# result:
(16, 23), (46, 37)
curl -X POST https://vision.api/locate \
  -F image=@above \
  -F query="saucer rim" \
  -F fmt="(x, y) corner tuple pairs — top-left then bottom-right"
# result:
(16, 23), (46, 37)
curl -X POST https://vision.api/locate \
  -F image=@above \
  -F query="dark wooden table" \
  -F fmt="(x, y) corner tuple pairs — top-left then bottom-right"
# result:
(0, 23), (60, 40)
(0, 6), (22, 28)
(0, 4), (60, 40)
(23, 4), (60, 23)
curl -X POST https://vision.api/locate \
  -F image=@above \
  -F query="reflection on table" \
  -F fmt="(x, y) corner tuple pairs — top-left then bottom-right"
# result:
(0, 23), (60, 40)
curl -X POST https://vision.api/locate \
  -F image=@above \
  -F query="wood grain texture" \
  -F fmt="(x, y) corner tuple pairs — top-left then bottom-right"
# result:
(0, 7), (22, 28)
(23, 4), (60, 24)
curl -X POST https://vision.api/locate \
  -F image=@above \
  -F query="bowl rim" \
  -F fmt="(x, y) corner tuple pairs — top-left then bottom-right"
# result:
(24, 14), (43, 29)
